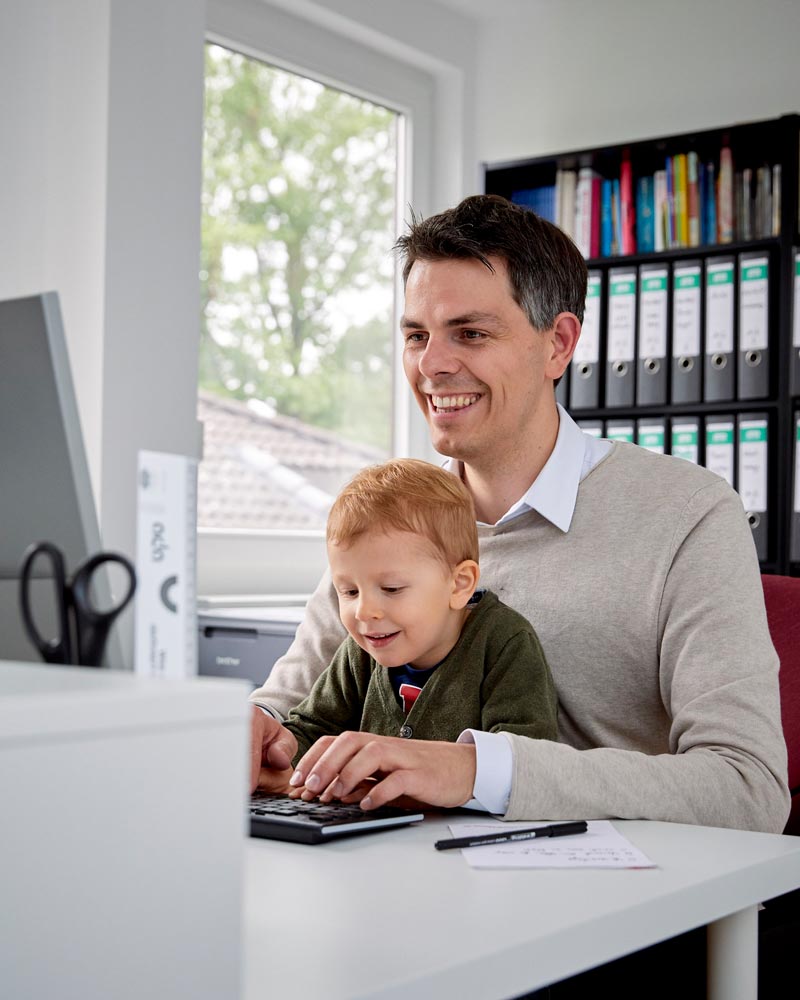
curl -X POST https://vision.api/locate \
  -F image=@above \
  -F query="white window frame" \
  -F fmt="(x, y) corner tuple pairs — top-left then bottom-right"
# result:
(198, 0), (453, 600)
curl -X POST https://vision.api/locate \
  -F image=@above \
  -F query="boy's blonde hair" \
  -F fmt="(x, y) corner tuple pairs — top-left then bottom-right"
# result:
(327, 459), (479, 567)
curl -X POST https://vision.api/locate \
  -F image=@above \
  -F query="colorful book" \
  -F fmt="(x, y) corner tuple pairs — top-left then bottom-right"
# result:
(511, 185), (557, 223)
(559, 170), (577, 238)
(665, 156), (675, 249)
(574, 167), (599, 258)
(673, 153), (688, 247)
(612, 179), (621, 256)
(755, 166), (772, 238)
(703, 161), (717, 245)
(687, 151), (700, 247)
(636, 175), (655, 253)
(772, 163), (782, 235)
(654, 169), (668, 252)
(619, 155), (635, 255)
(601, 179), (614, 256)
(718, 146), (734, 243)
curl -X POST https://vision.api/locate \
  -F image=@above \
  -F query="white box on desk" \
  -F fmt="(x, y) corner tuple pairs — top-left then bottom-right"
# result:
(0, 661), (250, 1000)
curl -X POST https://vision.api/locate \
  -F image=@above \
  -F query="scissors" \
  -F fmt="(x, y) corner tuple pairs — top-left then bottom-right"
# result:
(19, 541), (137, 667)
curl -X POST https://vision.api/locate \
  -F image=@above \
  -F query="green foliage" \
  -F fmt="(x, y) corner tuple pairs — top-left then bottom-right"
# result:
(200, 45), (397, 451)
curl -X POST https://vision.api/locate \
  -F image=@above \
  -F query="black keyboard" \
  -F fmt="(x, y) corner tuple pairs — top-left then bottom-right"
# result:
(249, 792), (425, 844)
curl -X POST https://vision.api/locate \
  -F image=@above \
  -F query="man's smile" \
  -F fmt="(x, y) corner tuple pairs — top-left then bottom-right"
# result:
(428, 392), (482, 414)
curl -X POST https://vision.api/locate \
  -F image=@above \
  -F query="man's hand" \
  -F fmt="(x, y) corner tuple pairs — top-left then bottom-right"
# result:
(288, 732), (477, 810)
(249, 706), (298, 793)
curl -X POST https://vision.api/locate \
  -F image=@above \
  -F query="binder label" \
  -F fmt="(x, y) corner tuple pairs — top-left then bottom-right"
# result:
(738, 421), (768, 513)
(672, 266), (701, 357)
(739, 257), (769, 351)
(793, 254), (800, 348)
(608, 272), (637, 361)
(705, 262), (735, 354)
(606, 424), (634, 443)
(574, 274), (601, 364)
(705, 422), (735, 488)
(672, 424), (699, 464)
(638, 268), (668, 357)
(638, 425), (665, 453)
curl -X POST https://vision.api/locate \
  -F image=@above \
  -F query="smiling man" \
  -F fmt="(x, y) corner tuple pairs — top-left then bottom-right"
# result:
(250, 195), (788, 838)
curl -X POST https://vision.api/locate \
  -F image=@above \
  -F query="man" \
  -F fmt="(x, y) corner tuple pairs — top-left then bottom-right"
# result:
(250, 194), (788, 835)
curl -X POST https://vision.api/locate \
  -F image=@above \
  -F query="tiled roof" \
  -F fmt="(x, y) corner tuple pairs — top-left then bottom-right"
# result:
(197, 390), (387, 530)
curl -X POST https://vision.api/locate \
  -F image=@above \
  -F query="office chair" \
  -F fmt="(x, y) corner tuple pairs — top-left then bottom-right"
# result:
(761, 574), (800, 837)
(758, 574), (800, 999)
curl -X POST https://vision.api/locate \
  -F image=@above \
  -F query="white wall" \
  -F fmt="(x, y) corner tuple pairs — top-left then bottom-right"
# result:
(0, 0), (110, 490)
(0, 0), (477, 659)
(474, 0), (800, 164)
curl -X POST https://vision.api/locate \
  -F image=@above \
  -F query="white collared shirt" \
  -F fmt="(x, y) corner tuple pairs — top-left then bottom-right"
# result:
(452, 405), (612, 815)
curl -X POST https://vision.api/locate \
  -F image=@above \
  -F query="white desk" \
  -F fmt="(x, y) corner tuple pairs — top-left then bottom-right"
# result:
(244, 815), (800, 1000)
(0, 662), (250, 1000)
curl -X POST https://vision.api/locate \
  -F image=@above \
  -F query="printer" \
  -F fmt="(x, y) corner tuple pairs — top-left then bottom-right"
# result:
(198, 605), (305, 688)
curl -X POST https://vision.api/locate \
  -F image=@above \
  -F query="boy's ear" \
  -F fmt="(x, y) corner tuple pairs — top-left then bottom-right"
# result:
(450, 559), (480, 609)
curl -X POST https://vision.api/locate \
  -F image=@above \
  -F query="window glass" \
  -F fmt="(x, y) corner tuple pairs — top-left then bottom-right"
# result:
(199, 44), (399, 531)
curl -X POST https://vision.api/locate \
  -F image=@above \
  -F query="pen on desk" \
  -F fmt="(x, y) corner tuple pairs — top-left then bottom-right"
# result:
(434, 821), (589, 851)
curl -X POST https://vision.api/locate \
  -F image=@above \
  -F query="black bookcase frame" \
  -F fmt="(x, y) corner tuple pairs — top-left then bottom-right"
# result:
(483, 114), (800, 576)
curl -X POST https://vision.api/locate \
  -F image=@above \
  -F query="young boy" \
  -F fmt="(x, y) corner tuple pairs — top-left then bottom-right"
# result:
(277, 458), (557, 778)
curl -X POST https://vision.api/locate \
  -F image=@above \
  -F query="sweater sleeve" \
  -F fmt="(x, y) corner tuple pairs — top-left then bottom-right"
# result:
(504, 483), (790, 833)
(283, 639), (371, 764)
(481, 629), (558, 741)
(249, 569), (348, 719)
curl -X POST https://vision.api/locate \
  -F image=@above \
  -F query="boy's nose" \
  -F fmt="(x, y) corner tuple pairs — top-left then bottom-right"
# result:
(355, 596), (383, 622)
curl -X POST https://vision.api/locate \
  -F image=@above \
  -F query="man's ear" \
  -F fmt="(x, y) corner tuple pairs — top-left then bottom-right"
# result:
(544, 311), (582, 381)
(450, 560), (480, 609)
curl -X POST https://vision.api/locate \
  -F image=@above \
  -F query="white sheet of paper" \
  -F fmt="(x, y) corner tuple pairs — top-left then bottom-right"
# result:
(448, 820), (656, 870)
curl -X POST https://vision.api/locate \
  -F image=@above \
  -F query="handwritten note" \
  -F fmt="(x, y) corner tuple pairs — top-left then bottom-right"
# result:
(448, 820), (656, 870)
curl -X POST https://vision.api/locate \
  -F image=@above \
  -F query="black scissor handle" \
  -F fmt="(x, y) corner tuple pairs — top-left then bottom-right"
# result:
(19, 541), (73, 664)
(71, 552), (137, 667)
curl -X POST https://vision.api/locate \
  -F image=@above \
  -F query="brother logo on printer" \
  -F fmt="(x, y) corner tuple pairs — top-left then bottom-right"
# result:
(216, 656), (241, 667)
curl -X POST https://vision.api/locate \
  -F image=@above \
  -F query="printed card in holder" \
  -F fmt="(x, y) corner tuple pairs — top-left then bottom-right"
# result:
(636, 263), (669, 406)
(605, 268), (637, 408)
(134, 450), (199, 678)
(569, 270), (602, 409)
(704, 416), (736, 489)
(671, 261), (702, 403)
(737, 253), (770, 400)
(737, 415), (769, 562)
(671, 416), (701, 465)
(704, 257), (735, 402)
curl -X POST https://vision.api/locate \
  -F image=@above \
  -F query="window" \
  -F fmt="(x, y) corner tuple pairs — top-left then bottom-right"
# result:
(198, 43), (401, 537)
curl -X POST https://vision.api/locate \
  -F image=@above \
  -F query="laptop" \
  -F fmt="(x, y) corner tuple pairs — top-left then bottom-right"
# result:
(249, 791), (425, 844)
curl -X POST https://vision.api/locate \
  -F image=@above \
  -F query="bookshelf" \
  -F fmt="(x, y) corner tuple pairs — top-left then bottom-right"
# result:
(483, 113), (800, 575)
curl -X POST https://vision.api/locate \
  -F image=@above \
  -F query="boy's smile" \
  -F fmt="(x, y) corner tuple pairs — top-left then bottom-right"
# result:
(328, 528), (477, 669)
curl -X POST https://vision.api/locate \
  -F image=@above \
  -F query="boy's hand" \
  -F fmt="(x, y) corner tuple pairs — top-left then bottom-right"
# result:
(250, 706), (298, 793)
(288, 732), (477, 810)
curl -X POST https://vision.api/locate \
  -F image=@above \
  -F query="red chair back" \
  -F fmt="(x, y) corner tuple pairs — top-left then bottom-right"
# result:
(761, 574), (800, 836)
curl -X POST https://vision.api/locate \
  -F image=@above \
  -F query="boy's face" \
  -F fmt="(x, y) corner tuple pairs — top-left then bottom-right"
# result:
(328, 528), (475, 670)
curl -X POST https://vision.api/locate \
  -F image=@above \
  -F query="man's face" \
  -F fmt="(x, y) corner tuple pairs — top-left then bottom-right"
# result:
(401, 257), (554, 468)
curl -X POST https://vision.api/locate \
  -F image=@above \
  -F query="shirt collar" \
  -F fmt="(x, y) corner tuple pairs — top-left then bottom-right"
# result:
(443, 404), (611, 533)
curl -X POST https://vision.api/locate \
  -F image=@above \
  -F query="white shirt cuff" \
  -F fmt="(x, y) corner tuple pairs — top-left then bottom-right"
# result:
(456, 729), (513, 815)
(253, 703), (284, 723)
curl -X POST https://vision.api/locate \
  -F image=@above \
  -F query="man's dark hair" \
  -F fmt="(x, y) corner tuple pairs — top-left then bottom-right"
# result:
(394, 194), (587, 328)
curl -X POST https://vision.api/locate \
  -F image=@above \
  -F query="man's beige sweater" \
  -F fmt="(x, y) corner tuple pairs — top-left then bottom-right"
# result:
(252, 443), (789, 833)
